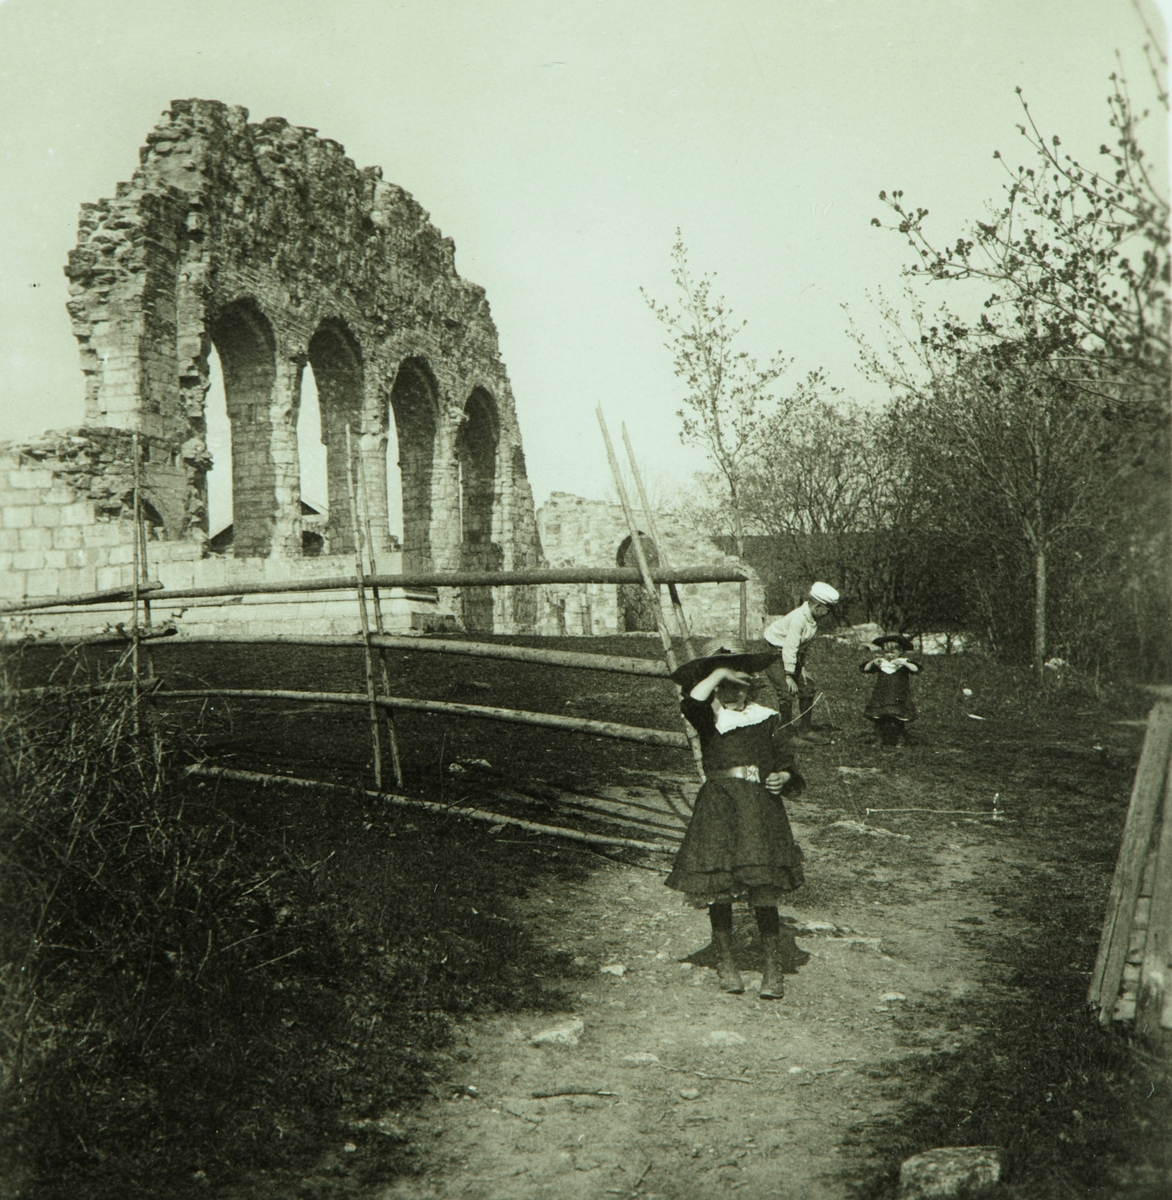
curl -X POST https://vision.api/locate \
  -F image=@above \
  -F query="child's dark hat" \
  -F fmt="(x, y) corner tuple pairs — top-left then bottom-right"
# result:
(670, 636), (780, 693)
(873, 634), (915, 652)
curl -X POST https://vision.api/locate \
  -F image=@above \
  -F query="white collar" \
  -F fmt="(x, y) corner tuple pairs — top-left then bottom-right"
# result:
(714, 702), (777, 734)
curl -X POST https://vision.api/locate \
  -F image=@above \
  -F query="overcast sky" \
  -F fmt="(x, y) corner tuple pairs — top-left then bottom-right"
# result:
(0, 0), (1166, 523)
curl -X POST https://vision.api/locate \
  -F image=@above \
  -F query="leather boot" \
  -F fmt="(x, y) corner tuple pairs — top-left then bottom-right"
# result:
(711, 929), (744, 994)
(759, 934), (785, 999)
(793, 705), (831, 745)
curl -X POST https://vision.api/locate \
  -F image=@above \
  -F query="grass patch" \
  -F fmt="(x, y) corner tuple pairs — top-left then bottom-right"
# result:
(849, 883), (1172, 1199)
(0, 650), (586, 1198)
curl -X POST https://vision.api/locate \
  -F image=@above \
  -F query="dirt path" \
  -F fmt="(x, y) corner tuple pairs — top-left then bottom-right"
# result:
(376, 764), (1017, 1200)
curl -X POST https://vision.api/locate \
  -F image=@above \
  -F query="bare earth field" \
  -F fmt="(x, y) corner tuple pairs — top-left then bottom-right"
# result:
(8, 634), (1171, 1199)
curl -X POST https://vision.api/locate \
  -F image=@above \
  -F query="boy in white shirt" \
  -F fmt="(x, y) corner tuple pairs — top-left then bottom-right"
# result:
(762, 582), (840, 745)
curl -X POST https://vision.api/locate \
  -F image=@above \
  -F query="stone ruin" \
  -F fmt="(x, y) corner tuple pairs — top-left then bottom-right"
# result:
(1, 99), (539, 634)
(0, 99), (762, 640)
(534, 493), (764, 639)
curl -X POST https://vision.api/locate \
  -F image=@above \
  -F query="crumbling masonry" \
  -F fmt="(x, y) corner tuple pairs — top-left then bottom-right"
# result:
(1, 99), (541, 633)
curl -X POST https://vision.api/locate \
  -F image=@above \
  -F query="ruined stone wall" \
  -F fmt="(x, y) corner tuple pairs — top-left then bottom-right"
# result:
(2, 99), (543, 635)
(534, 493), (764, 638)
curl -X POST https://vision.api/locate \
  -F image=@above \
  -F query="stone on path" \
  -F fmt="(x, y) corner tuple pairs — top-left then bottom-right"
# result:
(898, 1146), (1001, 1198)
(600, 963), (626, 977)
(621, 1052), (660, 1066)
(531, 1018), (585, 1046)
(704, 1030), (747, 1046)
(679, 1088), (701, 1100)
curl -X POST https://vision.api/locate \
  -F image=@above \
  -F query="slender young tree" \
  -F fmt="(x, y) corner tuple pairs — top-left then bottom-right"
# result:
(642, 234), (799, 559)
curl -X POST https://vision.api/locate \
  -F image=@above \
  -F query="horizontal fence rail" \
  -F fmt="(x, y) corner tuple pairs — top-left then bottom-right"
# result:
(186, 765), (679, 854)
(0, 565), (748, 614)
(84, 632), (672, 677)
(7, 625), (180, 648)
(159, 686), (690, 748)
(0, 580), (164, 615)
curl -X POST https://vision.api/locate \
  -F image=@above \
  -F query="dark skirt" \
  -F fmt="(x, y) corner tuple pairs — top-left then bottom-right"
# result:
(864, 670), (916, 722)
(664, 776), (805, 904)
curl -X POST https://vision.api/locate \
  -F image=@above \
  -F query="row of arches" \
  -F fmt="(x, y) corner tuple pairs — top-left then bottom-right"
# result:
(200, 300), (501, 576)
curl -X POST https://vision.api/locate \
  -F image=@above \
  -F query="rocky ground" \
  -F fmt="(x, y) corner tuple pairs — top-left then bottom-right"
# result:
(367, 762), (1039, 1200)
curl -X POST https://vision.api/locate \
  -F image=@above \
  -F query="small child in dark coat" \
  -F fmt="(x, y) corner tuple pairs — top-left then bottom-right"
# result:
(861, 634), (919, 746)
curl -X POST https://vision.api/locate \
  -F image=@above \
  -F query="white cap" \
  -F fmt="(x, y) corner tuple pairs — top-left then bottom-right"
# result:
(808, 581), (840, 606)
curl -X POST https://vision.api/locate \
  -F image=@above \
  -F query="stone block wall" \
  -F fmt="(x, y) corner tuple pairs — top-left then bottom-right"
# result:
(0, 432), (458, 641)
(534, 493), (764, 639)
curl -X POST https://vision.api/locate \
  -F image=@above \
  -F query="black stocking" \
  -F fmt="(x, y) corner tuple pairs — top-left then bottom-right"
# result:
(754, 906), (780, 936)
(709, 902), (733, 933)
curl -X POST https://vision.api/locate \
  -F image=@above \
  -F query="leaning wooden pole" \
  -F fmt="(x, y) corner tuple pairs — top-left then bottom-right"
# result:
(159, 687), (689, 747)
(356, 440), (403, 787)
(345, 425), (383, 789)
(621, 422), (695, 659)
(186, 765), (678, 853)
(597, 407), (705, 781)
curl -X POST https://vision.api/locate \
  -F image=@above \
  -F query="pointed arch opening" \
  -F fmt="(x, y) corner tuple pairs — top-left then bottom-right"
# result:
(295, 355), (329, 555)
(617, 533), (660, 632)
(308, 319), (364, 556)
(455, 386), (501, 631)
(388, 357), (438, 570)
(208, 300), (278, 557)
(203, 344), (233, 549)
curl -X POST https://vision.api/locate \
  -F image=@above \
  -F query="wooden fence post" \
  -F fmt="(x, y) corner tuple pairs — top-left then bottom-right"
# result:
(355, 440), (404, 787)
(344, 425), (383, 790)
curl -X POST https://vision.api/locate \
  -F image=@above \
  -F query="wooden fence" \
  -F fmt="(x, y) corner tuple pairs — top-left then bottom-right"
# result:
(1, 420), (745, 853)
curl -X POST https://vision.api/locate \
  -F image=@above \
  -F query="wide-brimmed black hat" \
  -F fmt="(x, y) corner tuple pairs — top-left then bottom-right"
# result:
(871, 633), (915, 652)
(670, 636), (780, 693)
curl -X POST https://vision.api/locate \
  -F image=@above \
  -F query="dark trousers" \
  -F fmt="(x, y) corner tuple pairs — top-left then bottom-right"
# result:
(764, 661), (816, 731)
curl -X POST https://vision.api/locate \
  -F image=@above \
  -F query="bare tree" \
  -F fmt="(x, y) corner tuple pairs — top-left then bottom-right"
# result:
(642, 233), (803, 560)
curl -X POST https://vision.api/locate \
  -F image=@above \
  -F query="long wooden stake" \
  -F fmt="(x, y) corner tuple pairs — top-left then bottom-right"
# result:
(355, 439), (403, 787)
(185, 765), (678, 853)
(345, 424), (383, 789)
(159, 686), (690, 747)
(495, 787), (685, 839)
(132, 436), (163, 780)
(3, 628), (675, 675)
(597, 408), (705, 781)
(620, 422), (694, 658)
(1, 566), (749, 614)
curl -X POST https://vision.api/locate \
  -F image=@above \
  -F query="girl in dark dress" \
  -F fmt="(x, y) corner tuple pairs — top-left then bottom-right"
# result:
(665, 638), (805, 1000)
(861, 634), (920, 746)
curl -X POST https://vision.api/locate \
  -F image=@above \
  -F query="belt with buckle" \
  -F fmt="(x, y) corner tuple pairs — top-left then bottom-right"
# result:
(716, 765), (760, 783)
